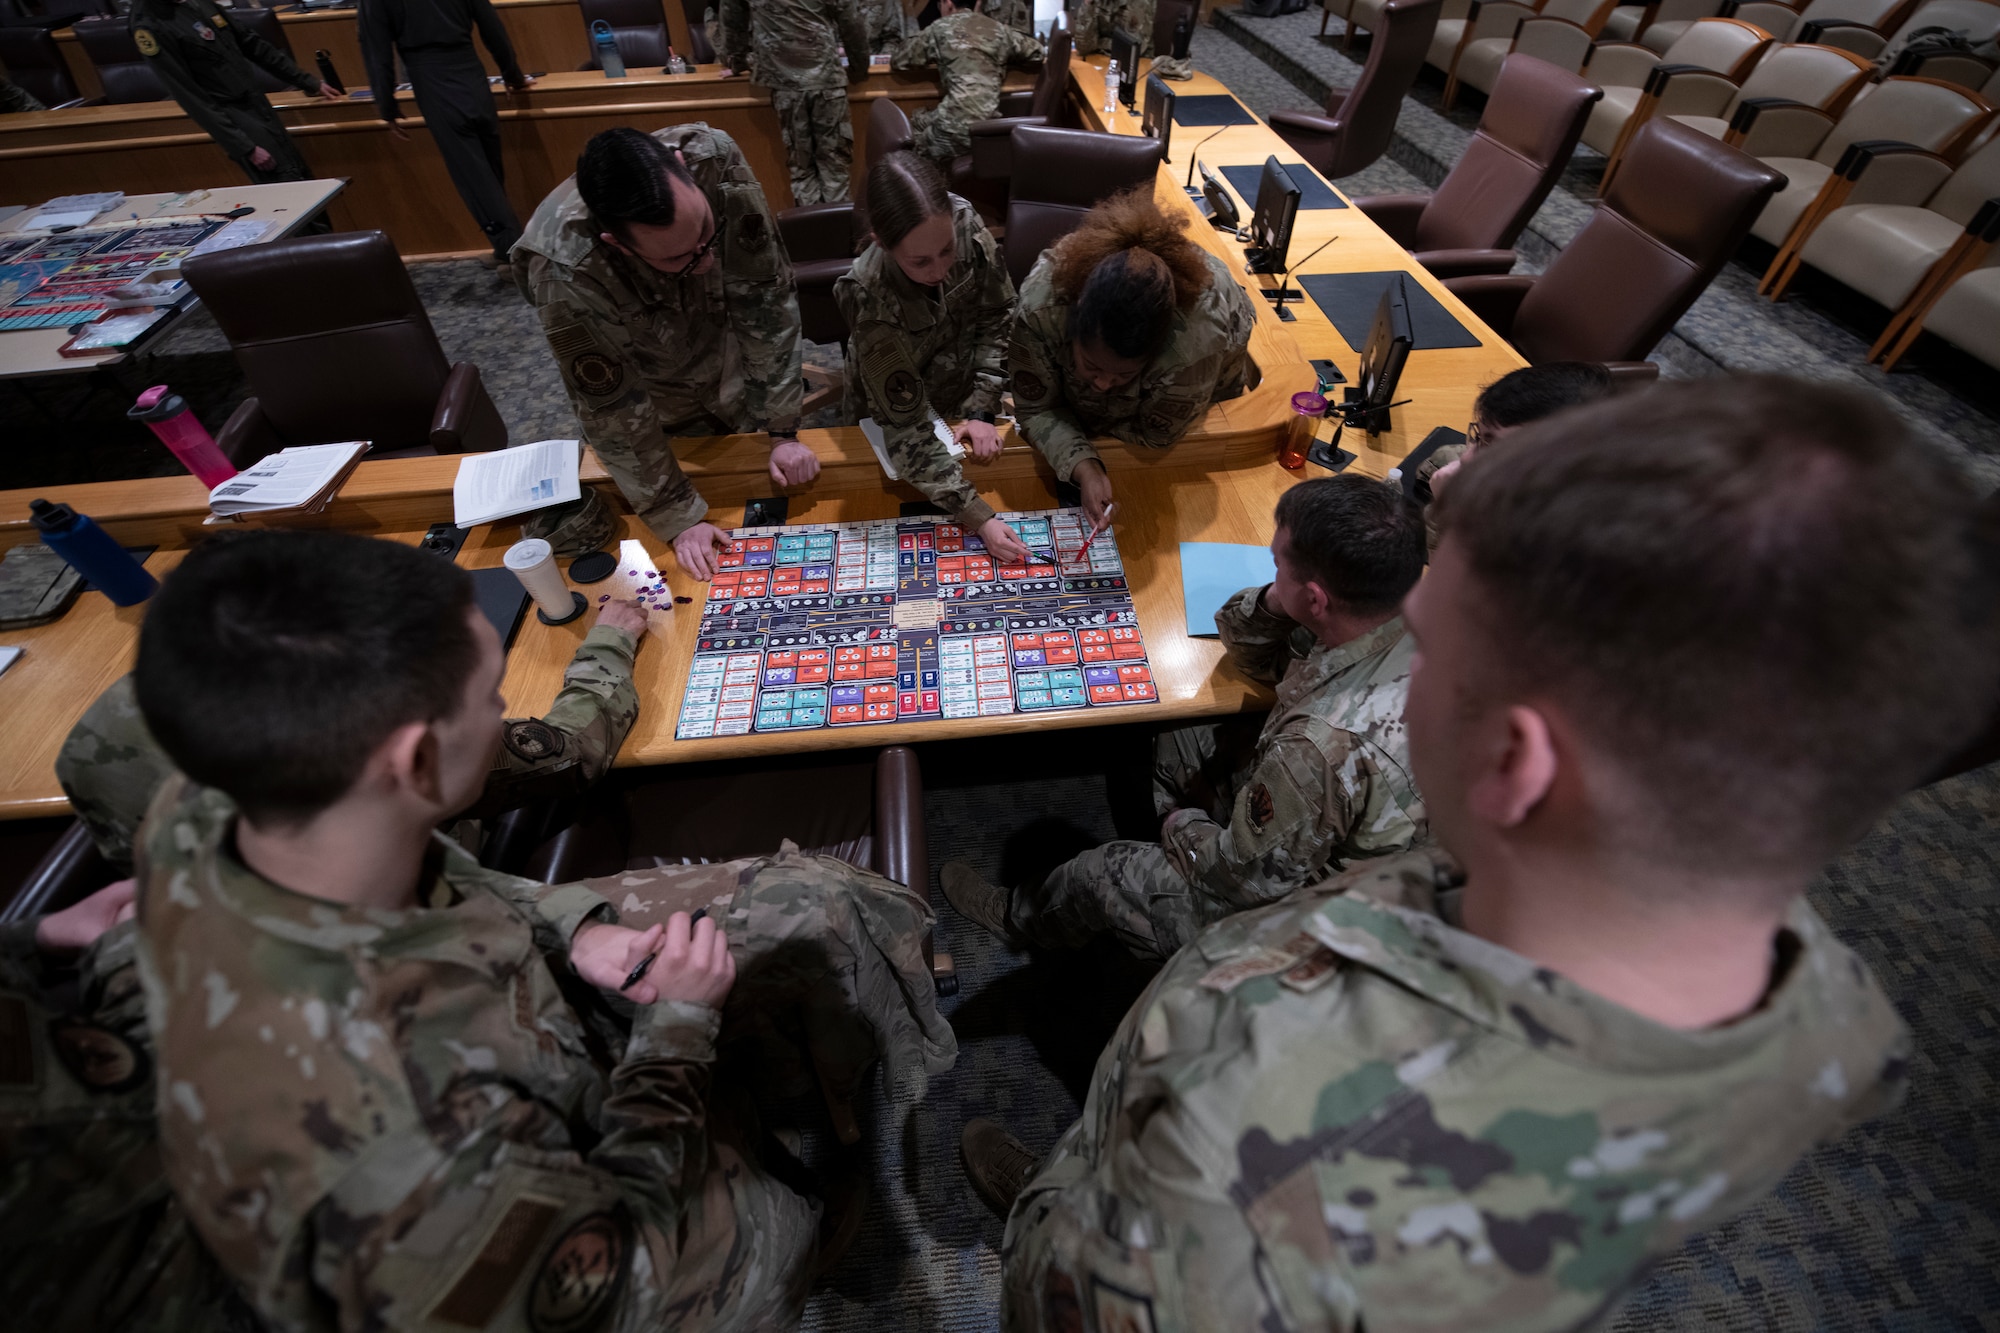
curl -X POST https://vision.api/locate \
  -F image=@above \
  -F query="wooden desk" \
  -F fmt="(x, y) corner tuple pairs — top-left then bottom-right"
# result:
(0, 64), (1029, 256)
(0, 177), (346, 380)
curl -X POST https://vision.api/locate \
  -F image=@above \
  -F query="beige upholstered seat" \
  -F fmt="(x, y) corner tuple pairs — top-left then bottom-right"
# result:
(1580, 18), (1774, 155)
(1918, 263), (2000, 368)
(1659, 41), (1874, 141)
(1844, 0), (2000, 61)
(1791, 135), (2000, 309)
(1446, 0), (1618, 105)
(1347, 0), (1461, 46)
(1425, 0), (1484, 74)
(1728, 0), (1913, 47)
(1597, 0), (1731, 50)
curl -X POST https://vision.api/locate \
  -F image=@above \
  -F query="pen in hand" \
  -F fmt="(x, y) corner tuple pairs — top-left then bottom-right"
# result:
(621, 906), (706, 992)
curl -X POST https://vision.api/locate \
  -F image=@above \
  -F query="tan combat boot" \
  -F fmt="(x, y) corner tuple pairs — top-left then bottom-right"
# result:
(960, 1117), (1043, 1219)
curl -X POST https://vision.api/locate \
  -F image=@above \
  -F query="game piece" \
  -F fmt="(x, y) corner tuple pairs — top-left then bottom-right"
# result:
(674, 507), (1155, 739)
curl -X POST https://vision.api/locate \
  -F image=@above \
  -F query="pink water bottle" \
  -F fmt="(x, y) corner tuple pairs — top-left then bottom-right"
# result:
(127, 386), (238, 489)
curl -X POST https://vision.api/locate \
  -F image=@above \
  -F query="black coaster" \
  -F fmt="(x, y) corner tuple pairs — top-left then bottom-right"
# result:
(537, 590), (588, 626)
(569, 550), (617, 583)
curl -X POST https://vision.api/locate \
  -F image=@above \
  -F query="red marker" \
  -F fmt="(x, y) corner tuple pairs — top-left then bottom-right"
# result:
(1071, 502), (1117, 562)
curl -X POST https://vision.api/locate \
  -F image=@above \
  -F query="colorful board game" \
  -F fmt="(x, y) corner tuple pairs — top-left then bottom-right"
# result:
(0, 220), (224, 332)
(675, 507), (1157, 739)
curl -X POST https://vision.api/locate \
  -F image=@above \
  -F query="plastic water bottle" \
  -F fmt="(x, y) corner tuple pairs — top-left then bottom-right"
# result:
(30, 499), (158, 606)
(127, 385), (238, 489)
(1104, 58), (1119, 115)
(592, 21), (626, 78)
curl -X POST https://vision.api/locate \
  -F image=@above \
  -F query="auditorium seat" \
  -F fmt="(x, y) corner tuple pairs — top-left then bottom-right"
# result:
(1352, 55), (1602, 276)
(0, 21), (88, 108)
(72, 15), (170, 104)
(576, 0), (671, 70)
(1444, 116), (1784, 376)
(233, 6), (303, 97)
(1878, 0), (2000, 84)
(951, 24), (1072, 228)
(1888, 253), (2000, 371)
(182, 231), (509, 463)
(1602, 0), (1731, 50)
(1579, 17), (1773, 162)
(1001, 124), (1164, 287)
(1271, 0), (1443, 180)
(1724, 0), (1916, 49)
(1441, 0), (1617, 110)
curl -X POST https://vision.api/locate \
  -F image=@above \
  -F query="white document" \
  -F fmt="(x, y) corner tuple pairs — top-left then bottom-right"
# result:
(181, 218), (272, 262)
(0, 646), (21, 681)
(29, 192), (125, 230)
(209, 442), (369, 515)
(453, 438), (582, 528)
(859, 415), (964, 483)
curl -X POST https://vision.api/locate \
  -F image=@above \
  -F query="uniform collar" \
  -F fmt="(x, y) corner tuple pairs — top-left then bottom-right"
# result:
(1287, 615), (1406, 696)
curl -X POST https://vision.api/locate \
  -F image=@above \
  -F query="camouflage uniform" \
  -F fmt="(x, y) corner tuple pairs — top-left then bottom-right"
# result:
(135, 779), (956, 1333)
(1002, 848), (1911, 1331)
(56, 624), (642, 868)
(834, 193), (1015, 528)
(862, 0), (912, 54)
(1071, 0), (1156, 56)
(1011, 248), (1257, 486)
(891, 9), (1044, 164)
(1010, 588), (1423, 960)
(514, 125), (804, 543)
(0, 78), (46, 113)
(718, 0), (870, 206)
(977, 0), (1037, 33)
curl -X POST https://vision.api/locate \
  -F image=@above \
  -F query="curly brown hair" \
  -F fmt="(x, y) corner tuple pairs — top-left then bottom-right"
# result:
(1047, 188), (1214, 311)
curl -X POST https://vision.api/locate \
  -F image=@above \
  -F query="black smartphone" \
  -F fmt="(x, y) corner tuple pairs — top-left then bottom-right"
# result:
(314, 50), (346, 95)
(744, 496), (789, 527)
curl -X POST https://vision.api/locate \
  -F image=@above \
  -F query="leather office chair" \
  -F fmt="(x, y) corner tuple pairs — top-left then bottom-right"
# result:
(182, 231), (509, 463)
(32, 0), (115, 20)
(233, 6), (301, 97)
(1271, 0), (1442, 181)
(953, 25), (1072, 227)
(1441, 0), (1617, 109)
(1601, 0), (1731, 50)
(73, 15), (170, 103)
(523, 747), (955, 993)
(1352, 55), (1603, 277)
(1444, 116), (1785, 377)
(576, 0), (671, 70)
(1579, 16), (1773, 162)
(678, 0), (714, 62)
(1001, 124), (1164, 287)
(0, 20), (86, 107)
(1, 821), (114, 928)
(1151, 0), (1197, 54)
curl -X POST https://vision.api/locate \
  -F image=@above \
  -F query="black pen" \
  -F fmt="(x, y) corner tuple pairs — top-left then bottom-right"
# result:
(620, 907), (706, 991)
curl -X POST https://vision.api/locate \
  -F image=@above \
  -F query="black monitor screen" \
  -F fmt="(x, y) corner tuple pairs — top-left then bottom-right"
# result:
(1142, 73), (1174, 158)
(1359, 273), (1414, 413)
(1249, 156), (1300, 271)
(1110, 27), (1140, 106)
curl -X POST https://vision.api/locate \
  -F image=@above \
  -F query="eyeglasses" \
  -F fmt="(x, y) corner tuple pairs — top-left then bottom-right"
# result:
(671, 213), (718, 277)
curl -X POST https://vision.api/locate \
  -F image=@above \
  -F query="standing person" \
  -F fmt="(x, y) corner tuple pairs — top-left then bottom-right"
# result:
(129, 0), (342, 193)
(892, 0), (1043, 167)
(359, 0), (536, 274)
(1072, 0), (1156, 55)
(719, 0), (871, 206)
(863, 0), (912, 54)
(514, 125), (817, 578)
(836, 152), (1029, 559)
(969, 375), (1993, 1330)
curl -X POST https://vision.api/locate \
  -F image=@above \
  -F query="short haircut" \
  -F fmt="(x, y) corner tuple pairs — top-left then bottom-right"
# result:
(134, 531), (481, 828)
(1473, 362), (1614, 430)
(1274, 475), (1428, 615)
(1434, 374), (1997, 880)
(1055, 189), (1213, 361)
(578, 128), (696, 242)
(866, 151), (951, 254)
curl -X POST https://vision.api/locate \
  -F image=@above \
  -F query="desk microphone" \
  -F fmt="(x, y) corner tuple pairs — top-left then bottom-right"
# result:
(1261, 233), (1340, 312)
(1184, 126), (1231, 195)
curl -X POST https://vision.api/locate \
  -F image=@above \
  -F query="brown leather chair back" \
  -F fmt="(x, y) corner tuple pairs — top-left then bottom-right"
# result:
(1002, 124), (1165, 286)
(1031, 25), (1072, 121)
(0, 22), (82, 107)
(183, 232), (459, 455)
(1416, 55), (1602, 251)
(578, 0), (670, 69)
(1151, 0), (1196, 55)
(1513, 117), (1783, 362)
(678, 0), (714, 62)
(1322, 0), (1443, 178)
(233, 6), (299, 96)
(36, 0), (116, 21)
(75, 17), (169, 103)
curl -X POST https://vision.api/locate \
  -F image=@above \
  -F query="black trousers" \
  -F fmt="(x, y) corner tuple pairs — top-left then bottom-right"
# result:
(226, 97), (333, 233)
(403, 48), (521, 256)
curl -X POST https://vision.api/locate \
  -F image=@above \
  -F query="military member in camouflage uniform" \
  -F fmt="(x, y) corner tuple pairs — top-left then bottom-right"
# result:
(0, 78), (45, 113)
(945, 476), (1428, 960)
(977, 0), (1036, 31)
(719, 0), (871, 206)
(129, 0), (342, 188)
(891, 0), (1044, 165)
(1410, 362), (1614, 508)
(966, 375), (1993, 1330)
(1071, 0), (1156, 55)
(862, 0), (912, 53)
(515, 125), (811, 576)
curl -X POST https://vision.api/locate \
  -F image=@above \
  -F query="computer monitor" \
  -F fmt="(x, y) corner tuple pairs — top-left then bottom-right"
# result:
(1246, 155), (1300, 274)
(1142, 73), (1174, 159)
(1354, 274), (1414, 434)
(1110, 27), (1140, 108)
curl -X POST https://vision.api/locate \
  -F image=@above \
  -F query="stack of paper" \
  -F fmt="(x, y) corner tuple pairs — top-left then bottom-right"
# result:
(208, 442), (369, 517)
(181, 219), (271, 262)
(858, 416), (963, 482)
(28, 192), (124, 230)
(453, 438), (582, 528)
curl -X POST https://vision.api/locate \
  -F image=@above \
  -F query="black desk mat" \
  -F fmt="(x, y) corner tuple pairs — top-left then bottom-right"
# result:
(1297, 271), (1482, 351)
(1218, 162), (1347, 211)
(1170, 94), (1260, 126)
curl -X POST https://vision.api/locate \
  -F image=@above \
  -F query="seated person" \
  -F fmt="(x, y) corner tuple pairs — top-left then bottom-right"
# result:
(515, 126), (817, 579)
(836, 152), (1030, 561)
(967, 375), (1991, 1328)
(892, 0), (1044, 167)
(129, 531), (956, 1330)
(941, 474), (1427, 961)
(1415, 360), (1614, 501)
(1011, 190), (1257, 528)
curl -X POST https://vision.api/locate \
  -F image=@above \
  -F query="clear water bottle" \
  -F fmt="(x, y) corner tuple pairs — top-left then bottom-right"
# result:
(1103, 58), (1119, 115)
(592, 21), (626, 78)
(666, 47), (686, 74)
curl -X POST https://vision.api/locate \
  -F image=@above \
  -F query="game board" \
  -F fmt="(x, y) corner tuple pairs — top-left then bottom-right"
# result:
(0, 219), (224, 332)
(674, 507), (1157, 739)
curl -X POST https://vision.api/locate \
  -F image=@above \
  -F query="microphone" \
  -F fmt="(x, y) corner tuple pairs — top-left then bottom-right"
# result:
(1262, 233), (1339, 314)
(1184, 125), (1231, 194)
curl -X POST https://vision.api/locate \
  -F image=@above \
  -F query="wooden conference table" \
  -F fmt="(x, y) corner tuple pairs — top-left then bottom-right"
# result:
(0, 62), (1524, 821)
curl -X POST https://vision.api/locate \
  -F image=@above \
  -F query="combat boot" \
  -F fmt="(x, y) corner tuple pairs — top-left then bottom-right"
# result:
(940, 861), (1019, 945)
(960, 1117), (1042, 1219)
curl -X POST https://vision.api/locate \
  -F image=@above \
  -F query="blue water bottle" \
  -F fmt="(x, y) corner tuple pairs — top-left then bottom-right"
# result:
(30, 498), (158, 606)
(592, 20), (627, 77)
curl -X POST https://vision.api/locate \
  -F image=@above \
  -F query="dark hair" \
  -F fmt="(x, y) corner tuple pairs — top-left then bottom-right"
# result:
(578, 127), (695, 242)
(866, 151), (951, 253)
(1434, 374), (1997, 881)
(1273, 475), (1427, 615)
(134, 531), (480, 827)
(1055, 190), (1213, 361)
(1473, 362), (1614, 431)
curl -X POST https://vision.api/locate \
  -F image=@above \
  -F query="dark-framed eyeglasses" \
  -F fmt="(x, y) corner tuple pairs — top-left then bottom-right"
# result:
(672, 214), (719, 277)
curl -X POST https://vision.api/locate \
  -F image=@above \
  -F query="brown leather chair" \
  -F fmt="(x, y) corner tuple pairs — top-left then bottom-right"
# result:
(523, 747), (955, 993)
(1002, 124), (1165, 286)
(0, 20), (88, 107)
(677, 0), (714, 62)
(1270, 0), (1443, 181)
(232, 5), (302, 97)
(182, 231), (509, 463)
(73, 15), (170, 103)
(1444, 116), (1785, 378)
(1352, 55), (1602, 278)
(2, 821), (115, 927)
(576, 0), (671, 70)
(1151, 0), (1197, 54)
(953, 25), (1072, 227)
